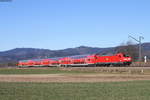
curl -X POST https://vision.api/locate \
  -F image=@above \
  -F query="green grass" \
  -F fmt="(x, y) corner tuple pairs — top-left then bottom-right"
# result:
(1, 67), (150, 75)
(0, 68), (96, 74)
(0, 81), (150, 100)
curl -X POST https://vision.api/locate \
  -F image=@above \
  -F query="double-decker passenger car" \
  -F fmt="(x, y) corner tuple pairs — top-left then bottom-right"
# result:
(18, 53), (132, 67)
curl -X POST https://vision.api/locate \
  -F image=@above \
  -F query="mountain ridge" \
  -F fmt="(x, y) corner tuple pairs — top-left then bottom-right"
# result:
(0, 42), (149, 63)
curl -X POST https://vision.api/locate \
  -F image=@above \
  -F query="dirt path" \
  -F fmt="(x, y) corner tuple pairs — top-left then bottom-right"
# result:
(0, 74), (150, 82)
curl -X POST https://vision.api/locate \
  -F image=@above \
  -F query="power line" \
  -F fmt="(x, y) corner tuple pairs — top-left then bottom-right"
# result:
(128, 35), (144, 62)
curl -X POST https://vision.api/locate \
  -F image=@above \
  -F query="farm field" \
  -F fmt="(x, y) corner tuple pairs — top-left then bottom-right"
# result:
(0, 67), (150, 82)
(0, 81), (150, 100)
(0, 67), (91, 74)
(0, 67), (150, 100)
(1, 67), (150, 74)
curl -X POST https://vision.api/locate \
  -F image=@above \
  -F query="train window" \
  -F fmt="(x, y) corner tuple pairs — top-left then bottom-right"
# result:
(94, 56), (98, 59)
(123, 54), (129, 57)
(119, 55), (121, 58)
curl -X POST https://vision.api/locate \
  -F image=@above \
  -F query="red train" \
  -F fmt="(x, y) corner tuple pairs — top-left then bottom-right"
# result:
(18, 53), (132, 67)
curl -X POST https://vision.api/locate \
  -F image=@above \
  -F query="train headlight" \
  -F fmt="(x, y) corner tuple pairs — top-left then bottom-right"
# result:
(124, 58), (127, 60)
(128, 58), (131, 60)
(124, 58), (131, 61)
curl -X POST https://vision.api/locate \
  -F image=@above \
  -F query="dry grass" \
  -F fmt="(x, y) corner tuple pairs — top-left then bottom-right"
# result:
(131, 62), (150, 67)
(0, 73), (150, 82)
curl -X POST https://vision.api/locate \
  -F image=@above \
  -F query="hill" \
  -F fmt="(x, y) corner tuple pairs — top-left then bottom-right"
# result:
(0, 43), (149, 63)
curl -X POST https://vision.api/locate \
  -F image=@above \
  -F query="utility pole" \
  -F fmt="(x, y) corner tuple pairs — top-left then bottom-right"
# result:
(128, 35), (144, 62)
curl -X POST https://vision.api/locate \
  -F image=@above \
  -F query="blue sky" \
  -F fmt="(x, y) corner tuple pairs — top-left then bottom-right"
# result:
(0, 0), (150, 51)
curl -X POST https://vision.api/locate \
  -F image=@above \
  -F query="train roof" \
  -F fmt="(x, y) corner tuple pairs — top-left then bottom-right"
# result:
(69, 54), (91, 59)
(19, 54), (94, 62)
(19, 59), (42, 62)
(19, 60), (29, 62)
(49, 57), (63, 60)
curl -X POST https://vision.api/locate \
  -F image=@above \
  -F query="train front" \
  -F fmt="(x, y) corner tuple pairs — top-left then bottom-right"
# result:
(122, 54), (132, 66)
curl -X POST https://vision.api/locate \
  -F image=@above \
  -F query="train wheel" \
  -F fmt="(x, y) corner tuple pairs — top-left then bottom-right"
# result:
(106, 64), (110, 67)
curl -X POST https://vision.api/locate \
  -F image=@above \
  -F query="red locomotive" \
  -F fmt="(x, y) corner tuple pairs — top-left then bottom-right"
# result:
(18, 53), (132, 67)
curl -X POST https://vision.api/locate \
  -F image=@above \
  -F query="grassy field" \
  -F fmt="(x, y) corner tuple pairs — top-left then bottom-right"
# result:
(0, 81), (150, 100)
(0, 68), (150, 100)
(0, 67), (150, 74)
(0, 68), (96, 74)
